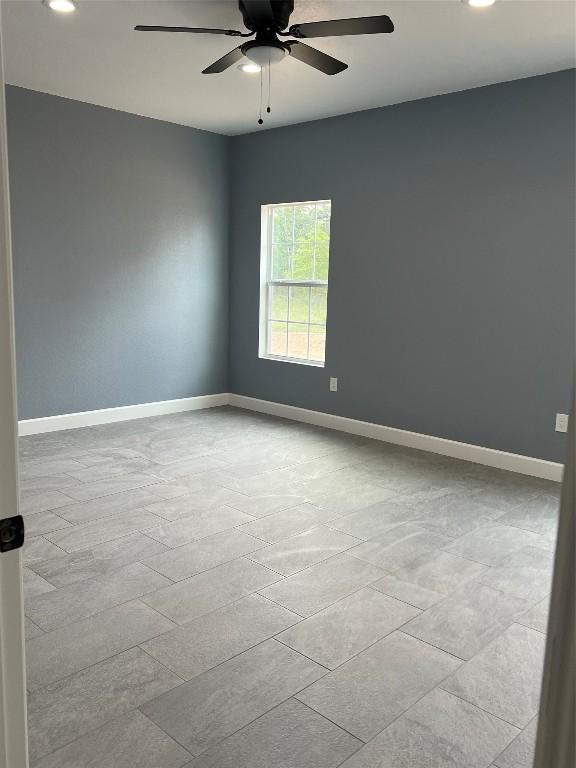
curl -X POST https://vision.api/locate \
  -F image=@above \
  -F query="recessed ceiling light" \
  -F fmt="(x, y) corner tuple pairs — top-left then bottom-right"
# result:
(43, 0), (77, 13)
(238, 62), (262, 74)
(463, 0), (496, 7)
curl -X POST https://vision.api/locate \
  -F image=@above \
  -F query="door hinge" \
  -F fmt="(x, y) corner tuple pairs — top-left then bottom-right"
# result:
(0, 515), (25, 553)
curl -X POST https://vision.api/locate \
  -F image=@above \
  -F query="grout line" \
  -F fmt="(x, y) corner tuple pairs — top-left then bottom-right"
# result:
(135, 708), (197, 761)
(296, 698), (367, 745)
(137, 644), (188, 685)
(437, 687), (527, 731)
(268, 637), (332, 674)
(396, 629), (468, 664)
(254, 591), (307, 619)
(365, 582), (443, 612)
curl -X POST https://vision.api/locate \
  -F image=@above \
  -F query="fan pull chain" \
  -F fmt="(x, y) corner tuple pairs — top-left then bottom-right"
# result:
(267, 50), (271, 114)
(258, 65), (263, 125)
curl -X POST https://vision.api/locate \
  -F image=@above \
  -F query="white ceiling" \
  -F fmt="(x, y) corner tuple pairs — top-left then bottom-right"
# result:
(3, 0), (575, 135)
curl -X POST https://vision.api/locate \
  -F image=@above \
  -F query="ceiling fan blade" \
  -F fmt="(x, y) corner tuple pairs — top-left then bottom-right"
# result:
(202, 45), (245, 74)
(285, 15), (394, 39)
(286, 41), (347, 75)
(134, 25), (248, 37)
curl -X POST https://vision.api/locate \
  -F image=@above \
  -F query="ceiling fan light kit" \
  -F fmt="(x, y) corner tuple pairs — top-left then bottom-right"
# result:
(134, 0), (395, 122)
(463, 0), (496, 8)
(243, 43), (287, 67)
(43, 0), (77, 13)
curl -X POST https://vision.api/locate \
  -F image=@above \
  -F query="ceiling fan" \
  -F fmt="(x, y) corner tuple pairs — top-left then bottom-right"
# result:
(134, 0), (394, 76)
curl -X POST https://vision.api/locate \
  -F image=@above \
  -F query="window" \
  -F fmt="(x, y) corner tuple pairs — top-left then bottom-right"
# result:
(259, 200), (331, 366)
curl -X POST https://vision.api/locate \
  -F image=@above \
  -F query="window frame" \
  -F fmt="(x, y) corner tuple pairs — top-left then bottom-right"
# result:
(258, 199), (331, 367)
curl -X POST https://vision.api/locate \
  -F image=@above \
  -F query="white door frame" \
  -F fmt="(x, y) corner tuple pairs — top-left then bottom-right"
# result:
(0, 3), (29, 766)
(533, 387), (574, 768)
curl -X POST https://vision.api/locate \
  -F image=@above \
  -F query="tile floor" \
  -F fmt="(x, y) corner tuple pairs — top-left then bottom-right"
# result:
(19, 407), (560, 767)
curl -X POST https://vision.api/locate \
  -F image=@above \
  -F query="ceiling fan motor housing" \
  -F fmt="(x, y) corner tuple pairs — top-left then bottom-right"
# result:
(238, 0), (294, 34)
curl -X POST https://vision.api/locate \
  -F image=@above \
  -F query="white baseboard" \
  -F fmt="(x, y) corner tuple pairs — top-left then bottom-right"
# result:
(18, 391), (563, 482)
(229, 394), (563, 483)
(18, 393), (230, 436)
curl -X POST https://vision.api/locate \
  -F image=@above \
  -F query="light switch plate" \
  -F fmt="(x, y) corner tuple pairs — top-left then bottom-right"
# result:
(330, 377), (338, 392)
(555, 413), (569, 433)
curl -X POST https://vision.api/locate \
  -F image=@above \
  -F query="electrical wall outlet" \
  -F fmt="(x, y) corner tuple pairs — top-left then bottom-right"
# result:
(555, 413), (569, 433)
(330, 377), (338, 392)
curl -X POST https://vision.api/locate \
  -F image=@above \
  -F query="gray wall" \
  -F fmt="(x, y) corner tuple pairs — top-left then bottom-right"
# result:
(229, 70), (575, 463)
(7, 86), (230, 419)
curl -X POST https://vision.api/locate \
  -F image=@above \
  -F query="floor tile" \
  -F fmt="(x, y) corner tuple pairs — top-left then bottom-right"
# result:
(23, 568), (55, 598)
(192, 698), (362, 768)
(62, 473), (163, 503)
(375, 464), (465, 497)
(349, 523), (451, 571)
(443, 524), (553, 565)
(30, 532), (169, 588)
(142, 639), (326, 755)
(297, 631), (461, 741)
(147, 480), (244, 506)
(288, 449), (371, 480)
(441, 624), (546, 727)
(497, 495), (559, 537)
(371, 550), (489, 609)
(28, 646), (182, 762)
(152, 454), (228, 480)
(402, 581), (527, 659)
(141, 593), (300, 679)
(65, 456), (157, 483)
(217, 467), (302, 497)
(416, 493), (501, 538)
(24, 537), (65, 565)
(494, 718), (538, 768)
(339, 688), (518, 768)
(370, 575), (446, 610)
(144, 528), (265, 581)
(259, 553), (385, 617)
(277, 588), (420, 669)
(26, 600), (175, 691)
(32, 710), (191, 768)
(210, 454), (296, 480)
(142, 557), (281, 624)
(20, 457), (87, 479)
(329, 501), (419, 540)
(20, 490), (74, 516)
(45, 508), (162, 552)
(226, 493), (307, 518)
(517, 597), (549, 634)
(312, 486), (401, 518)
(476, 546), (553, 602)
(239, 503), (336, 543)
(144, 505), (252, 547)
(26, 562), (171, 631)
(463, 478), (543, 512)
(57, 486), (163, 524)
(296, 467), (378, 499)
(25, 511), (71, 537)
(20, 474), (80, 494)
(25, 617), (44, 640)
(248, 526), (360, 576)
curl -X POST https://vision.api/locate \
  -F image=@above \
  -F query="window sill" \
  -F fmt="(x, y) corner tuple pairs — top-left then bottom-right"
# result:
(259, 354), (325, 368)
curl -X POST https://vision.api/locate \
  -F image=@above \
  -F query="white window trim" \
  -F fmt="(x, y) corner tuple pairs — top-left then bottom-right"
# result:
(259, 200), (330, 368)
